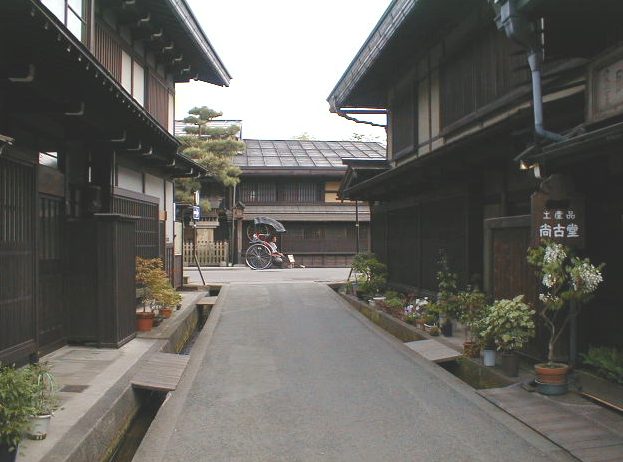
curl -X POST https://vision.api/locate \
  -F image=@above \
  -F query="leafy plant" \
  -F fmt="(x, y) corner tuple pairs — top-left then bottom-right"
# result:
(350, 253), (387, 297)
(457, 288), (488, 342)
(136, 258), (181, 313)
(581, 346), (623, 385)
(0, 364), (37, 451)
(432, 251), (461, 320)
(380, 297), (404, 318)
(479, 296), (535, 352)
(528, 241), (604, 364)
(25, 362), (59, 416)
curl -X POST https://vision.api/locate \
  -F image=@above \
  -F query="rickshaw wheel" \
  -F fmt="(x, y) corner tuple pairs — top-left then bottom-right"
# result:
(245, 243), (272, 270)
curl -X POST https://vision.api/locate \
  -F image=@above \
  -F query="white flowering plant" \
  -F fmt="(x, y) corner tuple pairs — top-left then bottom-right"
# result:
(527, 241), (604, 364)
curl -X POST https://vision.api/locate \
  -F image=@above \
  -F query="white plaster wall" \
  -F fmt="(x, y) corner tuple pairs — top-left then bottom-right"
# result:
(144, 173), (164, 208)
(117, 165), (143, 192)
(166, 180), (174, 243)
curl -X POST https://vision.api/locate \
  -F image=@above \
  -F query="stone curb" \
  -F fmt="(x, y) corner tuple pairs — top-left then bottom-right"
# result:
(34, 291), (209, 462)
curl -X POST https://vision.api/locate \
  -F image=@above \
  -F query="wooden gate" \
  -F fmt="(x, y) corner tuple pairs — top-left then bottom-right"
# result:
(0, 157), (37, 364)
(484, 216), (545, 359)
(38, 195), (66, 355)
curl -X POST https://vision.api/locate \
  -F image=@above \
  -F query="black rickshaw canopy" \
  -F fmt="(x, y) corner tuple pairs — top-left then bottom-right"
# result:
(253, 216), (286, 233)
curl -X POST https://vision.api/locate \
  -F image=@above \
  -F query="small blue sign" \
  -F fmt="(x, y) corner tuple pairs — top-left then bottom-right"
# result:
(192, 206), (200, 221)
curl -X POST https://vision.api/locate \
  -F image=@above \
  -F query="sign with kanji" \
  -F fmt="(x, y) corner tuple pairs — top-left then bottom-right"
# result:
(531, 191), (585, 249)
(192, 205), (200, 221)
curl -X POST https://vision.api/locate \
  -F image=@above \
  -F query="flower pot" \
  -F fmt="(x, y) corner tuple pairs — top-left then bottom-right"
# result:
(441, 321), (453, 337)
(535, 380), (569, 396)
(463, 341), (480, 358)
(27, 414), (52, 440)
(0, 443), (17, 462)
(136, 311), (155, 332)
(483, 348), (496, 367)
(160, 307), (173, 319)
(415, 319), (425, 330)
(501, 351), (519, 377)
(534, 362), (569, 385)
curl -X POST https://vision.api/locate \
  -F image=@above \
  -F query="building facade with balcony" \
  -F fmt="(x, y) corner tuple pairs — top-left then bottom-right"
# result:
(0, 0), (229, 364)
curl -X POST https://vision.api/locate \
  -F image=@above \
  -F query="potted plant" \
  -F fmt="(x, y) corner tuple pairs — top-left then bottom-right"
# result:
(350, 253), (387, 300)
(433, 251), (459, 337)
(0, 364), (37, 461)
(480, 296), (536, 377)
(457, 288), (487, 358)
(25, 362), (59, 440)
(474, 309), (496, 367)
(136, 257), (159, 331)
(527, 242), (604, 394)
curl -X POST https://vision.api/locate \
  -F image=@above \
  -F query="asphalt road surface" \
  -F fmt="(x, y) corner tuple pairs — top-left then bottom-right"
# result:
(134, 282), (572, 462)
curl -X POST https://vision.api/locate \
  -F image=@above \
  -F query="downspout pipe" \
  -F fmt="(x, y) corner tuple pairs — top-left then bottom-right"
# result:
(494, 0), (564, 143)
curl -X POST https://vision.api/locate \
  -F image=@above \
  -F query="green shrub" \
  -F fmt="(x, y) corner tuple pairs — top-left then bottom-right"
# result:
(479, 296), (535, 352)
(351, 253), (387, 297)
(581, 346), (623, 385)
(0, 364), (37, 451)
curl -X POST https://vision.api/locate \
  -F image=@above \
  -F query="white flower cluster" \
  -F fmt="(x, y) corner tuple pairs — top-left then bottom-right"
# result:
(544, 243), (566, 265)
(542, 273), (557, 288)
(572, 262), (603, 293)
(539, 293), (560, 305)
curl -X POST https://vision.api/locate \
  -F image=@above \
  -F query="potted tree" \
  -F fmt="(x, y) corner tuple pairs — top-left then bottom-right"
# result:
(480, 296), (536, 377)
(457, 288), (487, 358)
(527, 242), (604, 394)
(25, 362), (60, 440)
(0, 364), (37, 462)
(433, 252), (459, 337)
(350, 253), (387, 300)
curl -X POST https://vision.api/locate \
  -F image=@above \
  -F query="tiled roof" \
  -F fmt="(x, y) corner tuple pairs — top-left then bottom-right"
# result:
(234, 139), (386, 169)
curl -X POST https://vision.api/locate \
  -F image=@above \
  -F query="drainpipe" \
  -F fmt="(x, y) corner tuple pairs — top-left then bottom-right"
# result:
(494, 0), (564, 142)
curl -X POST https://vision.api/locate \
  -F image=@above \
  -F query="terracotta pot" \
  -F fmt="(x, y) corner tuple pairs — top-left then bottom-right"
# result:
(463, 341), (480, 358)
(161, 307), (173, 319)
(534, 362), (569, 384)
(136, 311), (155, 332)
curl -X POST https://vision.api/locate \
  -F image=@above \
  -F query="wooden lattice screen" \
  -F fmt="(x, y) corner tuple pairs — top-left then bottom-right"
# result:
(0, 157), (36, 363)
(110, 194), (159, 258)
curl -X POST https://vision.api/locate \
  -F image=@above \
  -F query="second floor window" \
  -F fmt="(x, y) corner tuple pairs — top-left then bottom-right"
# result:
(43, 0), (85, 41)
(121, 51), (145, 106)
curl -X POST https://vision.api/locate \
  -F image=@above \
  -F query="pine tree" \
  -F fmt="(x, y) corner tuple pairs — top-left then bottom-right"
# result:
(175, 107), (244, 204)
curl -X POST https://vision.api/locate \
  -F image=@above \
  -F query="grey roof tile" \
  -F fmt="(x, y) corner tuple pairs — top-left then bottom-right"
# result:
(234, 139), (386, 170)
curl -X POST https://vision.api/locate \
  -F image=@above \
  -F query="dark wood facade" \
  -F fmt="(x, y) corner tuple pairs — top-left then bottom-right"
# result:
(331, 0), (623, 361)
(0, 0), (225, 364)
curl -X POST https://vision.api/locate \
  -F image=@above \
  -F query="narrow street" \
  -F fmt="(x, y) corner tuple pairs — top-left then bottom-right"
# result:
(135, 281), (572, 462)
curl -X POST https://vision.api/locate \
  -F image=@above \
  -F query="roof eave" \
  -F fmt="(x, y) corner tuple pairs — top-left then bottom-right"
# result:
(328, 0), (417, 112)
(167, 0), (231, 86)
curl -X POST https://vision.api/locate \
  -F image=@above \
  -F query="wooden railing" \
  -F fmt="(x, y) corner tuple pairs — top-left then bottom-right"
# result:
(183, 241), (229, 267)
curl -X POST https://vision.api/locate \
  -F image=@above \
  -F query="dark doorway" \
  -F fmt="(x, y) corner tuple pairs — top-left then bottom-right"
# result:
(38, 194), (66, 355)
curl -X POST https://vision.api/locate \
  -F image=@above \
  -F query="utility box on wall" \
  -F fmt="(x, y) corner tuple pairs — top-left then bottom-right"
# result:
(64, 214), (137, 347)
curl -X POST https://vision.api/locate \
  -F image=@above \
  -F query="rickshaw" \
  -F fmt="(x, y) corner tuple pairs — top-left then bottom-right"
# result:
(245, 216), (287, 270)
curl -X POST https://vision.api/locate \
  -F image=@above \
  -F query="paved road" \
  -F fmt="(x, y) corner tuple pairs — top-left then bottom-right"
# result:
(186, 266), (350, 285)
(135, 282), (572, 462)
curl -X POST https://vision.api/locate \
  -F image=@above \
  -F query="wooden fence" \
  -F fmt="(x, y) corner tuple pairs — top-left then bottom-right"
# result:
(183, 241), (229, 267)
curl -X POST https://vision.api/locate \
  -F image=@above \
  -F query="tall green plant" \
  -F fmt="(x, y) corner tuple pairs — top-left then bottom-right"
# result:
(0, 365), (37, 451)
(351, 253), (387, 297)
(527, 241), (604, 364)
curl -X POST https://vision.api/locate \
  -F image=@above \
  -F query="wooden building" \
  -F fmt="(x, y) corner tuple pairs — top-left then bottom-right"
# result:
(330, 0), (623, 361)
(228, 139), (385, 267)
(0, 0), (229, 364)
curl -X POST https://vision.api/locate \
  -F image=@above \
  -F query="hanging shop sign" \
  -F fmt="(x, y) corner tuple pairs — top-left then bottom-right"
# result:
(531, 175), (585, 249)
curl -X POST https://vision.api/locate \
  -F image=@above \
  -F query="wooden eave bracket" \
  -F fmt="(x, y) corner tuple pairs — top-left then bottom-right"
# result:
(8, 64), (36, 83)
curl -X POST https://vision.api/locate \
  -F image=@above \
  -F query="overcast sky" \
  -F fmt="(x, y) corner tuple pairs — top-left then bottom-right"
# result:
(175, 0), (391, 142)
